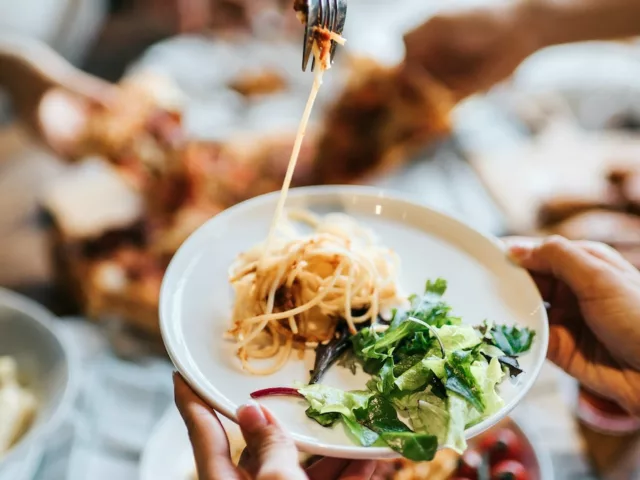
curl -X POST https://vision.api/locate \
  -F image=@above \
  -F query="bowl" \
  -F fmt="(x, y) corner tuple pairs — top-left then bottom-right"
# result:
(0, 288), (78, 473)
(160, 185), (548, 459)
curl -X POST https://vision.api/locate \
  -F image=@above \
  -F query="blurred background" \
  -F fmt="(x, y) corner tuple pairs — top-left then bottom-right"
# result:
(1, 0), (640, 478)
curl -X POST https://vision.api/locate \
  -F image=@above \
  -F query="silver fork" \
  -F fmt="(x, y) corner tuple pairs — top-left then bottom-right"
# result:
(301, 0), (347, 72)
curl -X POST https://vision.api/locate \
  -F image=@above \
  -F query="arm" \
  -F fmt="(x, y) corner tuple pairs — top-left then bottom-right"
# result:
(523, 0), (640, 49)
(0, 35), (114, 154)
(403, 0), (640, 98)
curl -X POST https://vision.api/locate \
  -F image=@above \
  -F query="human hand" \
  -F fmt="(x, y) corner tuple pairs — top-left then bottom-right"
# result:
(504, 236), (640, 416)
(174, 374), (377, 479)
(403, 4), (540, 99)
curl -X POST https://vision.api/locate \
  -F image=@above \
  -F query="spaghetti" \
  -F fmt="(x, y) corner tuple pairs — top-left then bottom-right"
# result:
(228, 211), (404, 374)
(226, 16), (401, 375)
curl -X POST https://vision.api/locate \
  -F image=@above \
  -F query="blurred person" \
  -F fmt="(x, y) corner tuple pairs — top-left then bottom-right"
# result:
(403, 0), (640, 99)
(175, 234), (640, 478)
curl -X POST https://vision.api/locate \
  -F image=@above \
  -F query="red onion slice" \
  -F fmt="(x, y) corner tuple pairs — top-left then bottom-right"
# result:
(250, 387), (302, 399)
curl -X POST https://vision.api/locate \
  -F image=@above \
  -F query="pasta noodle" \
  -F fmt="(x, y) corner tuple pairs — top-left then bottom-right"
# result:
(226, 22), (402, 375)
(228, 211), (404, 374)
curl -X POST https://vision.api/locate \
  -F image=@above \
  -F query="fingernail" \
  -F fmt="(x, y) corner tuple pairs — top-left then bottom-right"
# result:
(508, 245), (530, 260)
(237, 400), (267, 432)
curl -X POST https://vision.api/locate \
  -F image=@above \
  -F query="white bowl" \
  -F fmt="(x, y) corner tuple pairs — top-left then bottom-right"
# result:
(160, 186), (548, 460)
(0, 288), (78, 473)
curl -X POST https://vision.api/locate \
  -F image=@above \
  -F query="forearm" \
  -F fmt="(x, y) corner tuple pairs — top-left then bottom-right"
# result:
(516, 0), (640, 49)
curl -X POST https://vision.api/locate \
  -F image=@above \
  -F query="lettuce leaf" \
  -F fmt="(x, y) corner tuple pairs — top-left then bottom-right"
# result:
(393, 387), (467, 453)
(342, 415), (380, 447)
(444, 350), (485, 413)
(394, 360), (432, 392)
(297, 384), (372, 419)
(471, 356), (505, 416)
(381, 432), (438, 462)
(374, 358), (396, 395)
(490, 325), (535, 356)
(436, 325), (482, 353)
(355, 395), (410, 434)
(393, 353), (424, 377)
(305, 407), (340, 427)
(445, 394), (469, 453)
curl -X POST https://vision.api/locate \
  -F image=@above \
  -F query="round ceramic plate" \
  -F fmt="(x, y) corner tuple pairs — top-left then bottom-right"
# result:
(160, 186), (549, 460)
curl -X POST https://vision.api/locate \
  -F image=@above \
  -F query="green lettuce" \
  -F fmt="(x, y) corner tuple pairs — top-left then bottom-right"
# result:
(292, 277), (536, 462)
(297, 384), (372, 418)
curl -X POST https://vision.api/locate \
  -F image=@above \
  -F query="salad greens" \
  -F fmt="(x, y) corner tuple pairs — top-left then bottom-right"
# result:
(259, 278), (536, 462)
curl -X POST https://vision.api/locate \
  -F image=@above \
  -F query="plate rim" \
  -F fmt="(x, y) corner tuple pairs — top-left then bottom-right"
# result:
(160, 185), (549, 459)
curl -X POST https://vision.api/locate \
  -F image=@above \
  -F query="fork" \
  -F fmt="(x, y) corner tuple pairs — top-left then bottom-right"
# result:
(301, 0), (347, 72)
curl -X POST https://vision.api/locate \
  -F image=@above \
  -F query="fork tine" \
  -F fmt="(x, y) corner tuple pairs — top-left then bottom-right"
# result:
(335, 0), (346, 34)
(302, 24), (312, 72)
(302, 0), (318, 71)
(329, 0), (337, 34)
(320, 0), (329, 28)
(330, 0), (347, 63)
(311, 0), (327, 72)
(327, 0), (337, 64)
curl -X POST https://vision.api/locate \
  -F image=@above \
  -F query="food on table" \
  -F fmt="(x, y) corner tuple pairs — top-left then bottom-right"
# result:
(490, 459), (528, 480)
(0, 357), (38, 455)
(478, 427), (524, 465)
(228, 69), (288, 97)
(456, 449), (484, 478)
(313, 58), (454, 184)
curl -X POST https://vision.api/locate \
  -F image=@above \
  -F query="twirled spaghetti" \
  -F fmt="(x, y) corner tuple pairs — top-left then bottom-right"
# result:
(225, 15), (392, 374)
(228, 211), (404, 374)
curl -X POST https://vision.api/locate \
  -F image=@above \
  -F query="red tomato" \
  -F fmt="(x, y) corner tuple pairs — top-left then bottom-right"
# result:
(490, 460), (528, 480)
(478, 427), (524, 463)
(456, 449), (483, 479)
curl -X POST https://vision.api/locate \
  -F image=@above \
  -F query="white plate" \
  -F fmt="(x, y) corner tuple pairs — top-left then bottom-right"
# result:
(160, 185), (548, 460)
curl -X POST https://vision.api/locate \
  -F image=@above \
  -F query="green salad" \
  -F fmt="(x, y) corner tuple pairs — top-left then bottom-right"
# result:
(252, 279), (535, 462)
